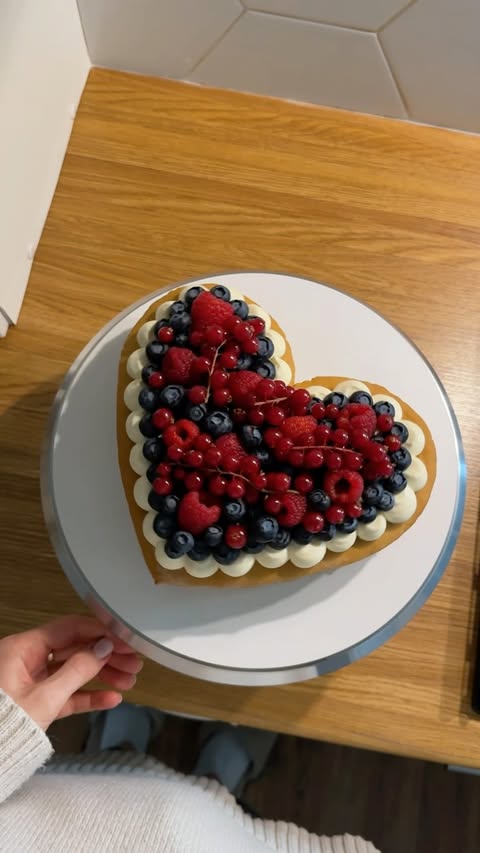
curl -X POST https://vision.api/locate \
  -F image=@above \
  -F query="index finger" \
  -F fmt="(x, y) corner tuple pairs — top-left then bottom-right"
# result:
(23, 615), (108, 654)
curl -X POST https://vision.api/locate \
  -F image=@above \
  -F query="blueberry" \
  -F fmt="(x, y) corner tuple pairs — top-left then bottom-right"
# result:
(271, 528), (291, 550)
(161, 494), (180, 515)
(147, 463), (158, 484)
(205, 410), (233, 437)
(255, 360), (276, 379)
(169, 300), (187, 316)
(231, 299), (249, 319)
(204, 525), (223, 547)
(138, 388), (159, 412)
(187, 541), (212, 561)
(363, 484), (384, 507)
(384, 472), (407, 494)
(245, 539), (264, 555)
(143, 438), (164, 462)
(153, 514), (174, 538)
(148, 491), (167, 512)
(390, 448), (412, 471)
(307, 396), (322, 413)
(146, 341), (168, 364)
(317, 523), (336, 542)
(349, 391), (373, 406)
(153, 320), (168, 336)
(224, 499), (246, 521)
(170, 312), (191, 333)
(319, 419), (334, 429)
(174, 332), (189, 347)
(378, 491), (395, 511)
(211, 285), (231, 302)
(292, 526), (313, 545)
(185, 402), (207, 423)
(339, 518), (358, 534)
(323, 392), (347, 408)
(255, 447), (273, 468)
(359, 505), (377, 524)
(256, 335), (274, 359)
(374, 400), (396, 417)
(141, 364), (156, 384)
(184, 286), (203, 306)
(166, 530), (195, 558)
(159, 385), (185, 408)
(235, 354), (253, 371)
(308, 490), (331, 511)
(255, 516), (279, 543)
(242, 425), (263, 449)
(139, 414), (158, 438)
(213, 543), (239, 565)
(390, 422), (409, 443)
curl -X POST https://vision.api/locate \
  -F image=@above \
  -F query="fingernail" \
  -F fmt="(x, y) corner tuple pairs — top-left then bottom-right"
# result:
(93, 638), (114, 659)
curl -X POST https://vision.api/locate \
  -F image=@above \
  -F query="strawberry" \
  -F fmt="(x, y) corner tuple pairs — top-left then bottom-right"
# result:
(162, 347), (196, 384)
(343, 403), (376, 437)
(177, 491), (221, 536)
(281, 416), (317, 442)
(228, 370), (262, 405)
(216, 433), (248, 460)
(278, 493), (307, 528)
(191, 291), (233, 330)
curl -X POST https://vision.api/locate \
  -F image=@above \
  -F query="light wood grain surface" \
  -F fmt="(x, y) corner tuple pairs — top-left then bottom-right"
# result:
(1, 68), (480, 766)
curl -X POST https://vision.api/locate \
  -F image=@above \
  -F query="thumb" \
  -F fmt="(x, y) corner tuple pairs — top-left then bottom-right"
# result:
(47, 637), (114, 700)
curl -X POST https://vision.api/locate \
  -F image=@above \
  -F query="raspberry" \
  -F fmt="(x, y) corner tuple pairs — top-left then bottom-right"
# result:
(191, 291), (233, 330)
(228, 371), (262, 405)
(323, 470), (364, 506)
(163, 419), (199, 449)
(216, 433), (248, 460)
(281, 416), (317, 442)
(277, 493), (307, 528)
(177, 492), (221, 536)
(344, 403), (376, 437)
(162, 347), (195, 384)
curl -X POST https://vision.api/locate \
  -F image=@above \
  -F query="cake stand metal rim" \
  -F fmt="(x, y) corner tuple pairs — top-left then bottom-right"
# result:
(41, 270), (466, 686)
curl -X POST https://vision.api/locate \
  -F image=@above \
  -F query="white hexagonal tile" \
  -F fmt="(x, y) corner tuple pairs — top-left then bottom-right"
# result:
(77, 0), (243, 77)
(190, 12), (406, 118)
(243, 0), (412, 31)
(381, 0), (480, 132)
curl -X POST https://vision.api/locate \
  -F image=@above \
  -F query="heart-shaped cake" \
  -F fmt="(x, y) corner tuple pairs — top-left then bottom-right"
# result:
(117, 282), (436, 586)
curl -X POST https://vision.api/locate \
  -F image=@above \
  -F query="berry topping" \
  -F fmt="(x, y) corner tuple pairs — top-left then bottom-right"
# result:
(177, 492), (221, 536)
(324, 470), (364, 505)
(191, 290), (233, 329)
(277, 493), (307, 528)
(281, 416), (317, 442)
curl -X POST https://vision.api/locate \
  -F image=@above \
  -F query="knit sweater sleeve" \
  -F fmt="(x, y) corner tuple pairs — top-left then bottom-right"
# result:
(0, 690), (53, 804)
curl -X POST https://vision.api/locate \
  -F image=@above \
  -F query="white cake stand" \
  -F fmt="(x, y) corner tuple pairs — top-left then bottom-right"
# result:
(41, 272), (465, 686)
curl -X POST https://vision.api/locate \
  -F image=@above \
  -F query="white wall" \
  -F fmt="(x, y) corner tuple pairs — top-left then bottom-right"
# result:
(77, 0), (480, 135)
(0, 0), (90, 329)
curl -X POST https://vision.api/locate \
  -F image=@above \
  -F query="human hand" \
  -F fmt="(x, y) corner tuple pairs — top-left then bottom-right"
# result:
(0, 615), (143, 730)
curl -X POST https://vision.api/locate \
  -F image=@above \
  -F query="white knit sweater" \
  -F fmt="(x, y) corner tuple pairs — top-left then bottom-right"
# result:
(0, 691), (380, 853)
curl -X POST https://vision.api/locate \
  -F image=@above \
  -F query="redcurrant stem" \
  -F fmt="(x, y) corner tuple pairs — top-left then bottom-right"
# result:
(205, 342), (226, 403)
(253, 395), (289, 407)
(291, 444), (357, 454)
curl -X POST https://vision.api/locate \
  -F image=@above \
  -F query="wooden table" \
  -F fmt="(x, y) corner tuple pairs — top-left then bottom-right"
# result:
(2, 68), (480, 767)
